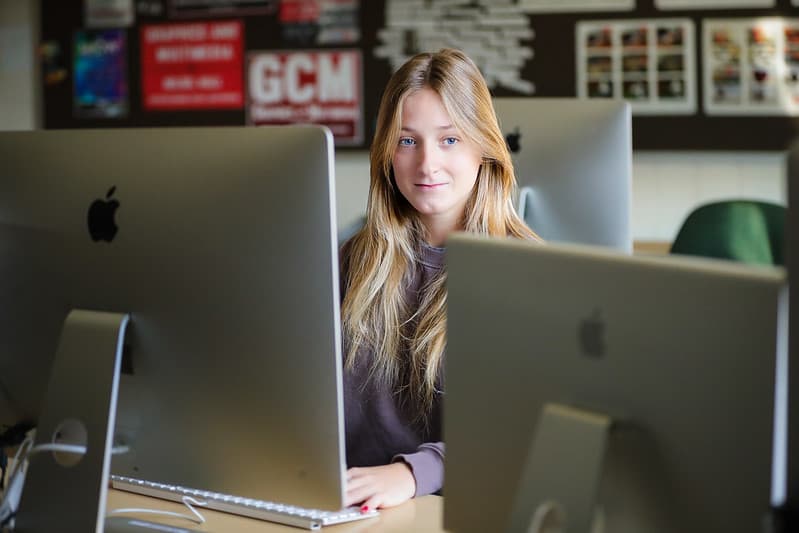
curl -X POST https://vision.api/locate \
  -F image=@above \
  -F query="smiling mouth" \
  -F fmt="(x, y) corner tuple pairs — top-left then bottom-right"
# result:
(416, 183), (447, 189)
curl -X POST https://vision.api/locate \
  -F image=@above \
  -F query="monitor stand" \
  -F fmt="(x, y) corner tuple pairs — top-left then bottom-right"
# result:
(14, 309), (130, 533)
(516, 186), (534, 222)
(507, 402), (611, 533)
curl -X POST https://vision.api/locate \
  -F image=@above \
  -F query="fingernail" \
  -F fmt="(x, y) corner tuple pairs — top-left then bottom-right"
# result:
(360, 505), (369, 513)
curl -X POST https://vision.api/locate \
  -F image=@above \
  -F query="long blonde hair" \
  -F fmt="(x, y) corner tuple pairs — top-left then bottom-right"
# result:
(341, 48), (538, 427)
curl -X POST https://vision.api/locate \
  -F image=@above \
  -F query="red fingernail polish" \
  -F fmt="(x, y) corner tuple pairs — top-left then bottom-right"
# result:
(360, 505), (369, 513)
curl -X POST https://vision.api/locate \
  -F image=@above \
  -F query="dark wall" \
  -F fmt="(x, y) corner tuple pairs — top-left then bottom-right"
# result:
(40, 0), (799, 150)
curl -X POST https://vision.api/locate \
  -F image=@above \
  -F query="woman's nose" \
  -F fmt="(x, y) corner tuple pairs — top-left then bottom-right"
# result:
(418, 143), (440, 176)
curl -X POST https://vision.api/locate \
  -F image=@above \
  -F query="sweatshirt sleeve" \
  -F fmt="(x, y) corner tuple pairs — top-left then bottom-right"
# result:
(392, 441), (444, 497)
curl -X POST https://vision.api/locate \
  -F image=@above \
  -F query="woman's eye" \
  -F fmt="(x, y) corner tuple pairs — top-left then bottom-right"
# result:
(443, 137), (458, 145)
(398, 137), (416, 146)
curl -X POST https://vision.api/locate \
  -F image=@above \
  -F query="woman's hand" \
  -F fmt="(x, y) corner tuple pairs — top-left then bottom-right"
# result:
(345, 462), (417, 510)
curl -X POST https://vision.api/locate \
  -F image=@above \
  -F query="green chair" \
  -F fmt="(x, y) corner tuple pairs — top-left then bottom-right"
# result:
(670, 199), (787, 266)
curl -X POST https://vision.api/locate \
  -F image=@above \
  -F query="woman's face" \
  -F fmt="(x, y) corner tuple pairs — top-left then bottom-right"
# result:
(391, 87), (482, 233)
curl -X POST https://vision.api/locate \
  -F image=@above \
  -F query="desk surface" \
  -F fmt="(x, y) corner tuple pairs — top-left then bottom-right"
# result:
(106, 488), (446, 532)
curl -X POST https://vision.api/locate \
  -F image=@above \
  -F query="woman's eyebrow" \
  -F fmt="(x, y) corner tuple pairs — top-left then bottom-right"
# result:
(399, 124), (457, 133)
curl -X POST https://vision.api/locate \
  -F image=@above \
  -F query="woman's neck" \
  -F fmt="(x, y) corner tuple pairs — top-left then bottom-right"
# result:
(421, 213), (462, 247)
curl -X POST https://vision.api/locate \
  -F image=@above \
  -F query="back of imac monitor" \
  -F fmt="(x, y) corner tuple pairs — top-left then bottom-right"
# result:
(444, 234), (786, 533)
(493, 98), (632, 253)
(0, 126), (346, 510)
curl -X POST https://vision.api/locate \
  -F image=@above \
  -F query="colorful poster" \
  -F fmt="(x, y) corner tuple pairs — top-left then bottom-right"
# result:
(280, 0), (360, 44)
(577, 19), (696, 115)
(247, 49), (363, 145)
(73, 29), (128, 118)
(704, 18), (799, 115)
(40, 41), (68, 86)
(84, 0), (134, 28)
(656, 0), (774, 8)
(140, 20), (244, 110)
(168, 0), (277, 18)
(280, 0), (320, 43)
(317, 0), (360, 44)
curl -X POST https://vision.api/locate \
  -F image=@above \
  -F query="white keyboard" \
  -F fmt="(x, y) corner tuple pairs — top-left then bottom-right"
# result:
(109, 475), (379, 530)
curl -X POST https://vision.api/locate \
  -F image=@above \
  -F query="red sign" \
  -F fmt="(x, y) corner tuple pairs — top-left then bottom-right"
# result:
(247, 50), (363, 145)
(141, 21), (243, 110)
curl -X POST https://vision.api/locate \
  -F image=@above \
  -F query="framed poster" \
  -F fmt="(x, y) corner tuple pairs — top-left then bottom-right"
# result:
(140, 20), (244, 110)
(84, 0), (134, 27)
(519, 0), (634, 11)
(247, 49), (363, 145)
(73, 29), (128, 118)
(704, 18), (799, 116)
(656, 0), (774, 9)
(577, 19), (696, 115)
(280, 0), (360, 44)
(168, 0), (277, 18)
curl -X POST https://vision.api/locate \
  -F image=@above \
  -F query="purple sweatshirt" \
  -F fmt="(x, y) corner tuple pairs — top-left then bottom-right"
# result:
(339, 241), (445, 497)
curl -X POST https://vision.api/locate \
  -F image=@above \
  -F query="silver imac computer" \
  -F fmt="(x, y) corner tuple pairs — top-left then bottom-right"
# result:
(444, 234), (787, 533)
(0, 126), (368, 530)
(493, 98), (633, 253)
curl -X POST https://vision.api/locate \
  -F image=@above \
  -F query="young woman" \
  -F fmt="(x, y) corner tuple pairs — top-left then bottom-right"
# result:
(340, 48), (538, 512)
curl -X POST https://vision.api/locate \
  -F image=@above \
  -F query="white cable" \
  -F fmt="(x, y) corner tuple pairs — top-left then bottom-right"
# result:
(0, 436), (131, 529)
(8, 433), (34, 478)
(0, 432), (35, 528)
(28, 443), (86, 455)
(27, 443), (130, 456)
(107, 495), (208, 525)
(111, 444), (130, 455)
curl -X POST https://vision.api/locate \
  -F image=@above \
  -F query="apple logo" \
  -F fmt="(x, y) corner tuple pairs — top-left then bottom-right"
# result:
(87, 186), (120, 242)
(505, 127), (521, 154)
(579, 309), (605, 358)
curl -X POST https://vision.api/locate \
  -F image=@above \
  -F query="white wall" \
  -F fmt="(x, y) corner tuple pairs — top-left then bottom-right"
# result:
(334, 149), (786, 244)
(632, 151), (786, 242)
(334, 151), (371, 234)
(0, 0), (38, 130)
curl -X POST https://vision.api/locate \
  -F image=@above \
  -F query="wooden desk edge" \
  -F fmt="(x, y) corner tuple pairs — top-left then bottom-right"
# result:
(106, 487), (445, 532)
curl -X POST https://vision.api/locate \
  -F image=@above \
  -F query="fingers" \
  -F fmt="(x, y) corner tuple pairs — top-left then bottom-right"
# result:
(345, 468), (374, 507)
(345, 466), (365, 478)
(345, 471), (372, 491)
(362, 494), (382, 512)
(345, 482), (374, 507)
(343, 463), (416, 509)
